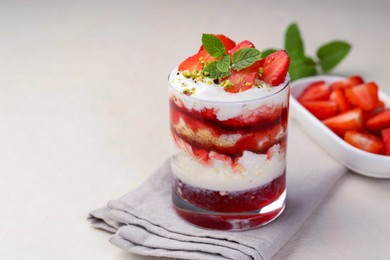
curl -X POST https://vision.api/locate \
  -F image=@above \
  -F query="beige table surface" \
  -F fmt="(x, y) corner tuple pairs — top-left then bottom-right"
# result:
(1, 0), (390, 259)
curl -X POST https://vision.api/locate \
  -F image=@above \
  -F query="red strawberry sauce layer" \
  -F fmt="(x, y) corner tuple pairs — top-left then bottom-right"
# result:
(174, 204), (284, 231)
(170, 98), (289, 132)
(173, 172), (286, 213)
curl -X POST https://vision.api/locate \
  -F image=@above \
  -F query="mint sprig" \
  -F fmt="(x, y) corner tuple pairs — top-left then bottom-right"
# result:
(232, 48), (262, 70)
(201, 33), (262, 80)
(217, 55), (230, 72)
(202, 34), (225, 58)
(285, 23), (304, 60)
(204, 61), (230, 79)
(262, 23), (352, 81)
(284, 23), (317, 80)
(317, 41), (351, 72)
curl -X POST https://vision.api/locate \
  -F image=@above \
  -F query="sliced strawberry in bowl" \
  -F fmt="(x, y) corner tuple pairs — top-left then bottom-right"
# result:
(366, 109), (390, 132)
(344, 131), (384, 154)
(322, 108), (363, 136)
(330, 75), (364, 90)
(364, 100), (387, 122)
(378, 100), (386, 109)
(291, 75), (390, 177)
(223, 61), (261, 93)
(298, 81), (330, 102)
(345, 82), (379, 111)
(259, 50), (290, 86)
(300, 100), (338, 120)
(330, 88), (353, 112)
(348, 75), (365, 86)
(382, 128), (390, 155)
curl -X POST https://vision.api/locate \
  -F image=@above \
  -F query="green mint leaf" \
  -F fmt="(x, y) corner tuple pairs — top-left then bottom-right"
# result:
(203, 61), (218, 78)
(204, 61), (231, 79)
(285, 23), (304, 59)
(232, 48), (262, 70)
(317, 41), (351, 72)
(262, 49), (278, 58)
(303, 56), (317, 66)
(202, 34), (225, 58)
(289, 58), (317, 81)
(217, 55), (230, 72)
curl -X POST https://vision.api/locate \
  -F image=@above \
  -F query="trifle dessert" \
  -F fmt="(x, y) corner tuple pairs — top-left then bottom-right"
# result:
(169, 34), (290, 230)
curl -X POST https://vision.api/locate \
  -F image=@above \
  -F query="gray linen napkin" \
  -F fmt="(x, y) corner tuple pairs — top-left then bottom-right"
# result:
(88, 119), (346, 260)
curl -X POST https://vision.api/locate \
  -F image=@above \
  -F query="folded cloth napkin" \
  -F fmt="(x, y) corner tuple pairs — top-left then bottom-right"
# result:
(88, 119), (346, 260)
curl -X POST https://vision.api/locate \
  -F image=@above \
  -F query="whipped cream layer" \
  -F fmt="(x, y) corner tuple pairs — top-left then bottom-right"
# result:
(169, 68), (290, 121)
(171, 143), (286, 192)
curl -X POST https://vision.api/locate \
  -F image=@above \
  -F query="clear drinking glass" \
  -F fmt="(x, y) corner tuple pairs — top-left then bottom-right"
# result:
(169, 73), (290, 231)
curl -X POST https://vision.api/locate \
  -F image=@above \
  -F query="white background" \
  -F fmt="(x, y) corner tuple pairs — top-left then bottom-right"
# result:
(0, 0), (389, 259)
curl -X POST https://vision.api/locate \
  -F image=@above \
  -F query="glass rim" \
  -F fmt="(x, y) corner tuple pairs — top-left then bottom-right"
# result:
(168, 70), (290, 105)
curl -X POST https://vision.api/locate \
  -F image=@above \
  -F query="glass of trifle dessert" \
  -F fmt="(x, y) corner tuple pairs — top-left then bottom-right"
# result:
(169, 34), (290, 230)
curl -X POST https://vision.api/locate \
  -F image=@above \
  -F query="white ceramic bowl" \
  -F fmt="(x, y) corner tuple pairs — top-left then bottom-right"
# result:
(290, 75), (390, 178)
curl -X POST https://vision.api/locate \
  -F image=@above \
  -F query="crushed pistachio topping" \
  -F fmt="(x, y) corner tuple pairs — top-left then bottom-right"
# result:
(253, 81), (272, 89)
(258, 67), (264, 77)
(182, 70), (193, 78)
(179, 68), (216, 86)
(182, 70), (205, 82)
(199, 58), (208, 67)
(182, 87), (196, 96)
(253, 82), (264, 88)
(220, 79), (233, 88)
(177, 69), (273, 92)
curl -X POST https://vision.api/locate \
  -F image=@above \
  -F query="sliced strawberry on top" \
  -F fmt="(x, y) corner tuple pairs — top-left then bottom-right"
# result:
(344, 131), (384, 154)
(366, 109), (390, 132)
(228, 40), (255, 56)
(197, 48), (215, 64)
(330, 75), (365, 90)
(298, 81), (330, 102)
(215, 34), (236, 52)
(224, 40), (258, 93)
(178, 52), (203, 72)
(330, 88), (352, 112)
(322, 108), (363, 136)
(201, 35), (235, 64)
(179, 47), (218, 72)
(301, 100), (338, 120)
(258, 50), (290, 86)
(223, 61), (261, 93)
(180, 34), (236, 72)
(345, 82), (379, 111)
(382, 128), (390, 155)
